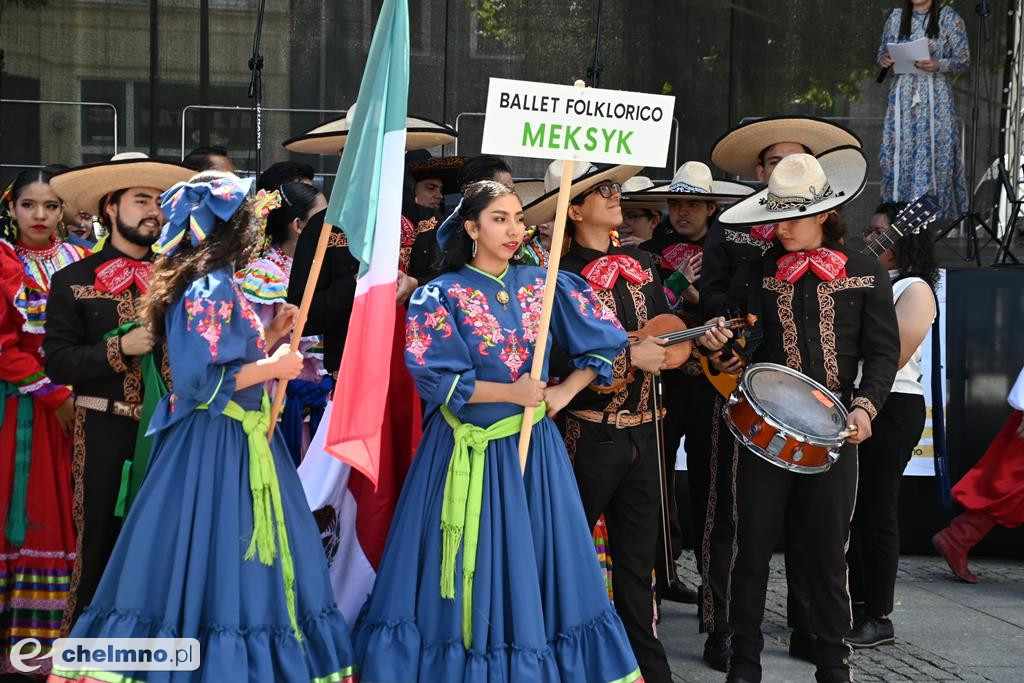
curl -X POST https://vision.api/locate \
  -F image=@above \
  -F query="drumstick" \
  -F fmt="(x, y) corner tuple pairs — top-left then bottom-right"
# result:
(838, 425), (859, 439)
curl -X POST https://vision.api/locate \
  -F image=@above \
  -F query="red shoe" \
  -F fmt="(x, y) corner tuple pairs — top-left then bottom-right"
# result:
(932, 510), (997, 583)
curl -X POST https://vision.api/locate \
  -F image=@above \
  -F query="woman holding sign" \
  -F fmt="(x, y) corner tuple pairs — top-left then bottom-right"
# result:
(353, 180), (643, 683)
(878, 0), (969, 219)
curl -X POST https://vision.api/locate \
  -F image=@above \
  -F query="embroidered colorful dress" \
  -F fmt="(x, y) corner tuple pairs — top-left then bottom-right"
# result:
(50, 266), (355, 683)
(0, 238), (84, 675)
(236, 246), (329, 465)
(353, 264), (642, 682)
(879, 6), (970, 218)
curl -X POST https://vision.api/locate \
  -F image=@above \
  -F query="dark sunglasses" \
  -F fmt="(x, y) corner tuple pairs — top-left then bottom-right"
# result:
(579, 181), (622, 201)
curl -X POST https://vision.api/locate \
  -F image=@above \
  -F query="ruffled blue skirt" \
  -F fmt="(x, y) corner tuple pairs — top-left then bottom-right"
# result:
(55, 406), (356, 683)
(353, 412), (641, 683)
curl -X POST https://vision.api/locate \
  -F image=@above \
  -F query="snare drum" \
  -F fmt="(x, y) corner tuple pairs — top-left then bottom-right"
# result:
(724, 363), (850, 474)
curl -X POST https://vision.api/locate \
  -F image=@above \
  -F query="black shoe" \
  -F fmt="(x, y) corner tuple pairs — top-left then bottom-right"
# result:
(725, 676), (756, 683)
(702, 632), (731, 672)
(660, 580), (698, 604)
(788, 628), (817, 663)
(815, 665), (852, 683)
(845, 616), (895, 649)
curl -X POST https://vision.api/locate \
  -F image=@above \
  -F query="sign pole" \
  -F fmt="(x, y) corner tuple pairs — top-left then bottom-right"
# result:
(268, 217), (334, 438)
(516, 79), (587, 474)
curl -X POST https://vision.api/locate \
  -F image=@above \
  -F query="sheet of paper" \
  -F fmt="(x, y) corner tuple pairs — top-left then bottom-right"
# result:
(887, 38), (931, 74)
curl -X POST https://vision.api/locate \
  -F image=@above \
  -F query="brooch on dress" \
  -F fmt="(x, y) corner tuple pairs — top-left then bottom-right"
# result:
(496, 290), (510, 308)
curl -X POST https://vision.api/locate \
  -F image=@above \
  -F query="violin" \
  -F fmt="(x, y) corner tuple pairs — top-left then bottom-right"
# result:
(593, 314), (752, 394)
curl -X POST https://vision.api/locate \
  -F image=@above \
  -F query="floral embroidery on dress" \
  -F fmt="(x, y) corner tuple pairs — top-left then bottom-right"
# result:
(569, 290), (590, 316)
(423, 307), (453, 338)
(184, 297), (233, 361)
(499, 329), (529, 381)
(516, 279), (544, 343)
(587, 291), (623, 329)
(447, 284), (505, 354)
(232, 282), (268, 352)
(405, 317), (431, 366)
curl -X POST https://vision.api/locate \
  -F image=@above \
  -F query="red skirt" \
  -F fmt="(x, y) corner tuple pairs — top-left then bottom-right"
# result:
(952, 410), (1024, 528)
(0, 395), (74, 675)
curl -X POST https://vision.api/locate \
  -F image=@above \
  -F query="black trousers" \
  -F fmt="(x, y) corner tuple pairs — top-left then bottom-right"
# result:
(696, 399), (740, 634)
(661, 371), (716, 582)
(729, 444), (858, 682)
(62, 408), (135, 634)
(565, 415), (673, 683)
(848, 392), (924, 617)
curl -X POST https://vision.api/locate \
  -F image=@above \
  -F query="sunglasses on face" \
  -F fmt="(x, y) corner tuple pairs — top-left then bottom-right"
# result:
(581, 182), (622, 201)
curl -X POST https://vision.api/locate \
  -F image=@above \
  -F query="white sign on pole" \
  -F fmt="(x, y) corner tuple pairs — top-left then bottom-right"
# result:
(480, 77), (676, 167)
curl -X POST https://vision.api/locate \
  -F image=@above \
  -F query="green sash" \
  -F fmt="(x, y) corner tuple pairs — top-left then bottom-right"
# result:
(102, 322), (168, 517)
(0, 381), (33, 546)
(438, 402), (546, 649)
(199, 393), (300, 641)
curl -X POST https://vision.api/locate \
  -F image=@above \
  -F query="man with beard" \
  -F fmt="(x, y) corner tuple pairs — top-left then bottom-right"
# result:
(44, 153), (192, 633)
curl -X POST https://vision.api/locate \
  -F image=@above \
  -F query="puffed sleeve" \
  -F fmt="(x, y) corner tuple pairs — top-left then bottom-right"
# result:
(852, 263), (900, 420)
(938, 7), (970, 74)
(549, 271), (628, 387)
(404, 283), (476, 413)
(165, 271), (252, 416)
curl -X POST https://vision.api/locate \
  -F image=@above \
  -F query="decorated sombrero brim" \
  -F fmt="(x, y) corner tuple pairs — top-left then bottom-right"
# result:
(717, 145), (867, 227)
(627, 178), (755, 205)
(522, 163), (642, 226)
(283, 113), (457, 155)
(406, 154), (469, 195)
(50, 155), (195, 215)
(710, 116), (862, 179)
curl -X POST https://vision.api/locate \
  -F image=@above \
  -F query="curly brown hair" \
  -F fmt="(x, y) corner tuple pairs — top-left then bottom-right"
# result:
(140, 172), (260, 340)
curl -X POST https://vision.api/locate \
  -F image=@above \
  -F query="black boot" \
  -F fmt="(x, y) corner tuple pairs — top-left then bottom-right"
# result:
(660, 580), (698, 604)
(845, 616), (895, 648)
(815, 663), (852, 682)
(702, 631), (731, 672)
(788, 628), (817, 663)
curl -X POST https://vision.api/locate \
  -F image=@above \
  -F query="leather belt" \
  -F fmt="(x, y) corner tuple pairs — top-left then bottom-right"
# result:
(75, 395), (142, 421)
(569, 407), (666, 429)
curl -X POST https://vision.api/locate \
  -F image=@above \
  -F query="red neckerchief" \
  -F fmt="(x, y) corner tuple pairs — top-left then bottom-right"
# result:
(581, 254), (651, 290)
(751, 223), (776, 241)
(94, 257), (153, 294)
(775, 248), (848, 283)
(659, 242), (702, 272)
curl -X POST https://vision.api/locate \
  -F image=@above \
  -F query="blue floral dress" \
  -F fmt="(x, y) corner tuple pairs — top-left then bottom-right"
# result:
(52, 266), (355, 683)
(353, 264), (643, 683)
(879, 6), (970, 218)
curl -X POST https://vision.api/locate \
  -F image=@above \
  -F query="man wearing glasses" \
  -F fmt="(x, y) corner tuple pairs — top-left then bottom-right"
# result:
(524, 161), (675, 683)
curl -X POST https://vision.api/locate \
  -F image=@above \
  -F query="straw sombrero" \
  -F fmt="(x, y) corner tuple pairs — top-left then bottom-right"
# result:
(283, 104), (457, 156)
(619, 176), (665, 212)
(627, 162), (754, 207)
(49, 152), (195, 216)
(522, 161), (642, 226)
(710, 116), (861, 179)
(717, 146), (867, 227)
(513, 179), (545, 208)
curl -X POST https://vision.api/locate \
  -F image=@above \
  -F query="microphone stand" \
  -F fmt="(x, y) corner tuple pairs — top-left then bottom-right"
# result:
(247, 0), (268, 179)
(933, 0), (1017, 264)
(586, 0), (604, 88)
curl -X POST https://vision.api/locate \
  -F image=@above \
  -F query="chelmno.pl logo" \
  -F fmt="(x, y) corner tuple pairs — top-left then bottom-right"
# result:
(10, 638), (200, 673)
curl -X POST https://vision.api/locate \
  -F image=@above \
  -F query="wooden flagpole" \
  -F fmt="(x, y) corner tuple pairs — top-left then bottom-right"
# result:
(268, 217), (335, 438)
(516, 79), (587, 473)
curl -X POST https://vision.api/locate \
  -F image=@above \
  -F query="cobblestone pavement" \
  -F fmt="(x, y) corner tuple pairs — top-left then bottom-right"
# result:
(658, 553), (1024, 682)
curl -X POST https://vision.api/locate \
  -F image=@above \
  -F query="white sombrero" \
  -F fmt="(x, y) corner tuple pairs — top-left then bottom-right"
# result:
(710, 116), (862, 179)
(619, 176), (665, 212)
(522, 160), (642, 226)
(513, 179), (545, 208)
(49, 152), (195, 215)
(283, 104), (457, 155)
(718, 146), (867, 227)
(628, 162), (754, 206)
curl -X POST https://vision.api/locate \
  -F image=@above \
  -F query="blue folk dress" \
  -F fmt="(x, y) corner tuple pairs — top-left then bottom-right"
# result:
(879, 6), (970, 218)
(51, 267), (355, 683)
(353, 264), (643, 683)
